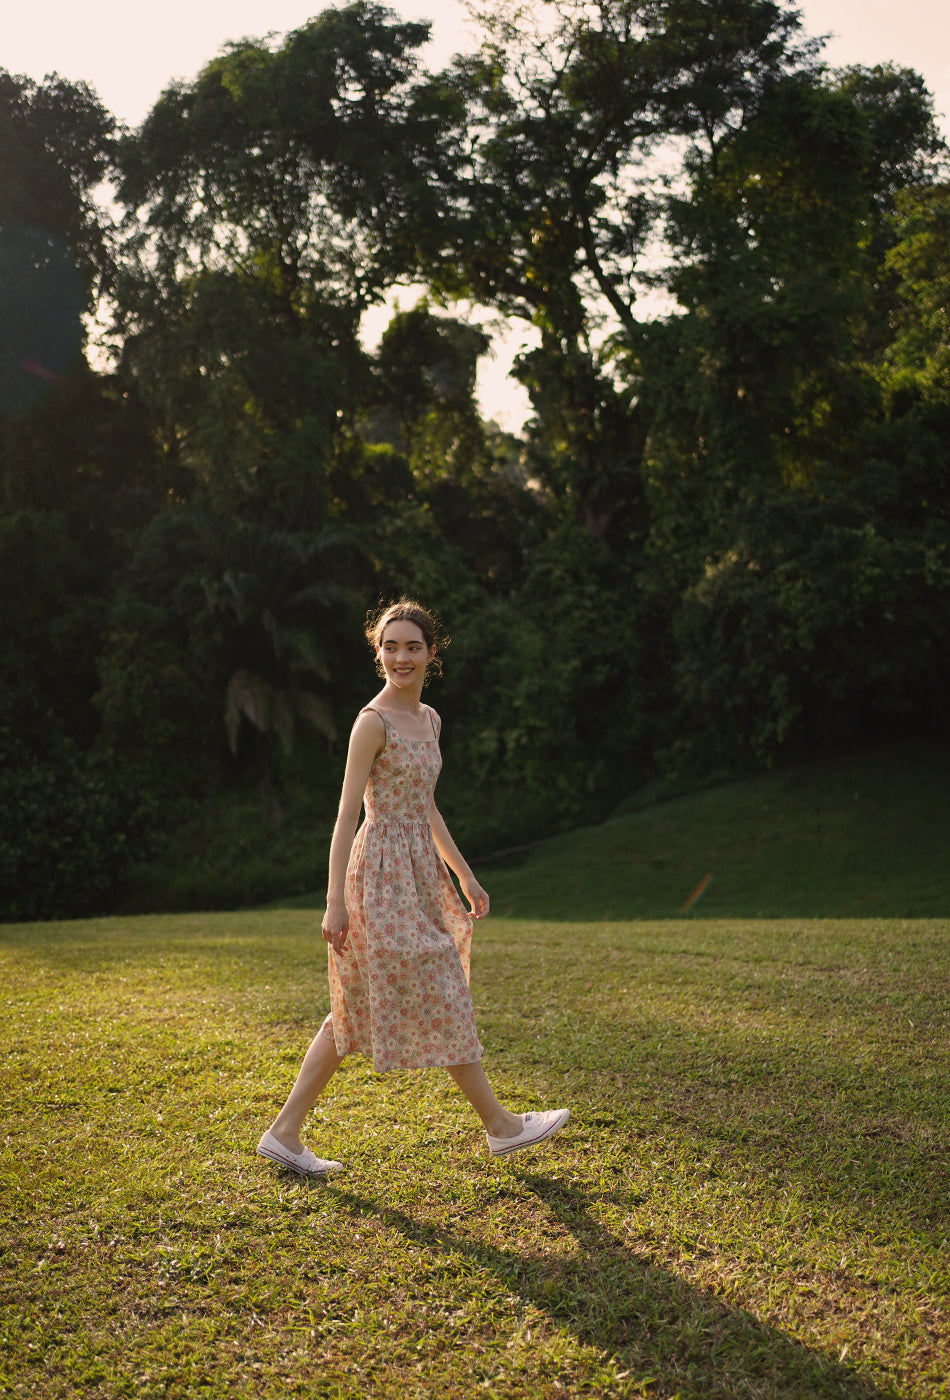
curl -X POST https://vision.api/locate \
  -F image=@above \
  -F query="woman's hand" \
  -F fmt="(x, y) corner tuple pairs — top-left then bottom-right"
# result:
(429, 802), (489, 920)
(461, 875), (490, 921)
(322, 900), (349, 955)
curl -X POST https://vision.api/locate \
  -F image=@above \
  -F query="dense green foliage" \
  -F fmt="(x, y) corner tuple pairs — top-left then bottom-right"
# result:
(0, 728), (151, 922)
(1, 0), (948, 918)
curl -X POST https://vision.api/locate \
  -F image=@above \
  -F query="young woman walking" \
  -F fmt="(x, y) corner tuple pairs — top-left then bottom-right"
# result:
(257, 600), (569, 1176)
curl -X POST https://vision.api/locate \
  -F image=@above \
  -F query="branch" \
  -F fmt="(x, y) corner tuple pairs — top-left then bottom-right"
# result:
(577, 203), (639, 340)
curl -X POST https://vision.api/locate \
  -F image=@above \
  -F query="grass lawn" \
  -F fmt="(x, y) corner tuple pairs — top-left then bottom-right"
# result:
(477, 741), (950, 922)
(2, 908), (948, 1397)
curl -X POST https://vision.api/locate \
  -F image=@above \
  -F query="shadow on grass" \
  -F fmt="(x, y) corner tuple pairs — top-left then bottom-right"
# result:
(335, 1175), (895, 1399)
(534, 988), (950, 1252)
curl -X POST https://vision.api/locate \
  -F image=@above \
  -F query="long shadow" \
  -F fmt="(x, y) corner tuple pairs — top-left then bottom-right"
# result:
(334, 1173), (896, 1399)
(550, 1013), (950, 1247)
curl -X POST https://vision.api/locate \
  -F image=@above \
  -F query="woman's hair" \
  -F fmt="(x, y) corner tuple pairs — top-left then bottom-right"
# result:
(365, 599), (447, 679)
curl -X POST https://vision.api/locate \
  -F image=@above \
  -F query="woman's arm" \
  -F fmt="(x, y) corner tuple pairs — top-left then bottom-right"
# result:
(322, 711), (385, 954)
(430, 801), (490, 920)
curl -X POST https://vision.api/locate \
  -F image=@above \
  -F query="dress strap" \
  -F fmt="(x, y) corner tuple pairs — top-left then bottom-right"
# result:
(427, 706), (441, 740)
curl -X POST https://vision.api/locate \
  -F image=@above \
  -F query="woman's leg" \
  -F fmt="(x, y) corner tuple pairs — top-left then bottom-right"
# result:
(446, 1062), (525, 1138)
(267, 1020), (344, 1155)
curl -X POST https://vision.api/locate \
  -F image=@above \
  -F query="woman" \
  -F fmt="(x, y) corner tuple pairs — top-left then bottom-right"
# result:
(257, 599), (569, 1176)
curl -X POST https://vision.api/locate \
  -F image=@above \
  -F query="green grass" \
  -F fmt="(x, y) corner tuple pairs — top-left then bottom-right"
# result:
(2, 908), (948, 1397)
(476, 740), (950, 921)
(123, 739), (950, 921)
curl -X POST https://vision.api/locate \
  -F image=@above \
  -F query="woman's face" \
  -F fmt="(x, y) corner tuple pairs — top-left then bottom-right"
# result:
(378, 621), (436, 689)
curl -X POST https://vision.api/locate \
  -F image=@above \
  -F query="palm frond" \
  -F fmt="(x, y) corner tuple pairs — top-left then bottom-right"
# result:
(225, 668), (274, 752)
(294, 690), (338, 742)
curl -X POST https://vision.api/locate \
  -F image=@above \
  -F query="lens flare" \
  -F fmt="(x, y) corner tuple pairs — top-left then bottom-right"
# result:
(679, 872), (713, 913)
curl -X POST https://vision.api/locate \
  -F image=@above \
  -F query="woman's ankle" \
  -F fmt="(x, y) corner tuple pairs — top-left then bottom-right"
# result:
(483, 1109), (524, 1138)
(268, 1116), (305, 1152)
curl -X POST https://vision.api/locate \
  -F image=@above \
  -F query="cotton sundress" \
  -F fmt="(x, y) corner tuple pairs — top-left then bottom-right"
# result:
(325, 705), (484, 1074)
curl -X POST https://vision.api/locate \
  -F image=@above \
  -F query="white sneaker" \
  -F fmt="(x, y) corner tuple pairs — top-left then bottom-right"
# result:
(485, 1108), (570, 1157)
(256, 1129), (342, 1177)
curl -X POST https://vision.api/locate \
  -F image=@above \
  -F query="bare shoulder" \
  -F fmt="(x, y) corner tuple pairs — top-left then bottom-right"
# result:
(336, 708), (386, 812)
(354, 705), (386, 728)
(350, 707), (387, 750)
(426, 704), (442, 736)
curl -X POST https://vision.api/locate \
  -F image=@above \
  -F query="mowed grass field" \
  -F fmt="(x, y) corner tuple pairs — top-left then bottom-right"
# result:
(2, 909), (948, 1398)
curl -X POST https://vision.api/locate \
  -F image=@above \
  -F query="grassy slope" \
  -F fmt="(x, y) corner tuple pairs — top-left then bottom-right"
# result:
(130, 739), (949, 920)
(477, 740), (950, 921)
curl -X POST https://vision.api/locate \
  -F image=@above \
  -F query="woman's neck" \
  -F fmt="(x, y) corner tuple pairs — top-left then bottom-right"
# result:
(376, 683), (425, 713)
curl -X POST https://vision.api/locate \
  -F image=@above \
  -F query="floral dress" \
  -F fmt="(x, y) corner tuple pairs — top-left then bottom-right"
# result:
(326, 705), (484, 1074)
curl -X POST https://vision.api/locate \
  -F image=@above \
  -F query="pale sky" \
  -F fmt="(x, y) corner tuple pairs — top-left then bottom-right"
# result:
(4, 0), (946, 133)
(5, 0), (948, 426)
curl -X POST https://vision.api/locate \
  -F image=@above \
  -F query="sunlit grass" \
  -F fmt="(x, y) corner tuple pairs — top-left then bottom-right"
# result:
(2, 909), (948, 1397)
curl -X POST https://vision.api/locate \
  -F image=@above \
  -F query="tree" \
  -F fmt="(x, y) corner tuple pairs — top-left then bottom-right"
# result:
(0, 72), (147, 745)
(113, 3), (472, 522)
(881, 183), (950, 417)
(640, 59), (948, 763)
(366, 303), (539, 587)
(0, 69), (116, 296)
(0, 70), (117, 416)
(650, 75), (873, 531)
(108, 5), (474, 796)
(425, 1), (823, 537)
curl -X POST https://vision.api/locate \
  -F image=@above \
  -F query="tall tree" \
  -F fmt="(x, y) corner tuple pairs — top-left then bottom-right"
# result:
(0, 69), (117, 431)
(108, 4), (473, 785)
(114, 1), (468, 512)
(0, 69), (116, 296)
(641, 60), (948, 762)
(0, 71), (141, 740)
(428, 0), (822, 541)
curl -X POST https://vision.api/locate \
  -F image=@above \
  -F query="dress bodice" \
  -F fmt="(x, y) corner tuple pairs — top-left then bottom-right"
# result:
(361, 707), (441, 825)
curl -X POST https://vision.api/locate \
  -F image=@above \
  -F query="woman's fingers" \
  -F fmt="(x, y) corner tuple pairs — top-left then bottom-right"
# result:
(322, 914), (349, 954)
(468, 885), (490, 919)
